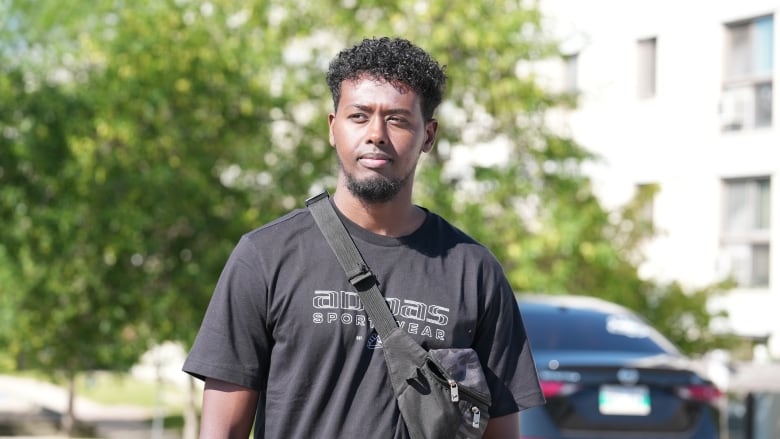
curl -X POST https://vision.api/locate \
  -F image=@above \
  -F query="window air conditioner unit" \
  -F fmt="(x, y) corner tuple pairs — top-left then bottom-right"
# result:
(719, 87), (753, 131)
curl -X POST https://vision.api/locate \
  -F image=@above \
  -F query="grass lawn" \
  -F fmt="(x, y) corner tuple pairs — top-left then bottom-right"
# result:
(76, 371), (196, 410)
(7, 368), (196, 410)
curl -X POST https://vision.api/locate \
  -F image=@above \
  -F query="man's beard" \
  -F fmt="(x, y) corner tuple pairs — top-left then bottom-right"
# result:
(341, 160), (411, 204)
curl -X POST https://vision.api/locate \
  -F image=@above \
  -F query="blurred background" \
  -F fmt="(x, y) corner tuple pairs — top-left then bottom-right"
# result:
(0, 0), (777, 438)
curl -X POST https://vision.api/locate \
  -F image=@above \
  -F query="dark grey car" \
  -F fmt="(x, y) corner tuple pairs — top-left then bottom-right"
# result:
(519, 295), (723, 439)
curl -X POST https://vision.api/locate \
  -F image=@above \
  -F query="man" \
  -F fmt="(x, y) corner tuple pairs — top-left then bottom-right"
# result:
(183, 36), (544, 438)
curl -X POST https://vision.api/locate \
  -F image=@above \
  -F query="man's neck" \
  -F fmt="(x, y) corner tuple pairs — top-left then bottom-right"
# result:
(332, 189), (425, 238)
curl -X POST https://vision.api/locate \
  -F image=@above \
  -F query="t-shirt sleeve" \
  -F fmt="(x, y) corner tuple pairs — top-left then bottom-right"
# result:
(182, 235), (271, 390)
(473, 260), (545, 417)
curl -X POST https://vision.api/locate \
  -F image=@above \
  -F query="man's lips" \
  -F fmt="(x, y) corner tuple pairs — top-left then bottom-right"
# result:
(358, 153), (392, 168)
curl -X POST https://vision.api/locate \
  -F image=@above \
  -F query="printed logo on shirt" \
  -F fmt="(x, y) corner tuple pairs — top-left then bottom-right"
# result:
(367, 332), (383, 349)
(312, 290), (450, 345)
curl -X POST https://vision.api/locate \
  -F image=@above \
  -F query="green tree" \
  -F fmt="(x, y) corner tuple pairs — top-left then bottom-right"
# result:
(0, 0), (295, 433)
(1, 0), (734, 435)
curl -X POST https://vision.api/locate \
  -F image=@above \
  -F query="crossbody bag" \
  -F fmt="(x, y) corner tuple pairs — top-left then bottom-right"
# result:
(306, 192), (491, 439)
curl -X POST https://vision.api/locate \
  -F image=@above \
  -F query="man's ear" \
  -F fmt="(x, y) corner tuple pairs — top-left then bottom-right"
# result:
(328, 113), (336, 146)
(422, 119), (438, 153)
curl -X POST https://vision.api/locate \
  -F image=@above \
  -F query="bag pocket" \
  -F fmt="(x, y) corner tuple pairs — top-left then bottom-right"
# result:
(426, 349), (491, 436)
(396, 348), (491, 439)
(381, 329), (492, 439)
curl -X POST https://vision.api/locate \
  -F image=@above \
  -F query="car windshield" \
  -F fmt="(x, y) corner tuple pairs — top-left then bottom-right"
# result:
(521, 303), (678, 354)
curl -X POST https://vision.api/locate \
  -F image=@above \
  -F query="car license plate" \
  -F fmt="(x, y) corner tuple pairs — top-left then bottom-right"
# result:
(599, 385), (651, 415)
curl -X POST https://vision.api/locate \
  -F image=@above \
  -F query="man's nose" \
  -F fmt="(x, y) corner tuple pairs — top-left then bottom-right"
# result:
(366, 117), (387, 144)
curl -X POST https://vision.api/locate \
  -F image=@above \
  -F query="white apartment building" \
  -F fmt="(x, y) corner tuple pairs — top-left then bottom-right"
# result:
(537, 0), (780, 358)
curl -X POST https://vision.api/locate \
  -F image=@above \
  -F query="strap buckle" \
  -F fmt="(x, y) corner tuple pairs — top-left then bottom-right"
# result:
(348, 264), (375, 288)
(305, 191), (330, 206)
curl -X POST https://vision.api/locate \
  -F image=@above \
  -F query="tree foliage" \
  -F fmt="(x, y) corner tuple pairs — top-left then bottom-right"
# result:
(1, 0), (734, 388)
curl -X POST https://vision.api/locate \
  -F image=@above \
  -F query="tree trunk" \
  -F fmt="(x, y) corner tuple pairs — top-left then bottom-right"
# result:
(62, 372), (76, 437)
(151, 362), (165, 439)
(183, 375), (199, 439)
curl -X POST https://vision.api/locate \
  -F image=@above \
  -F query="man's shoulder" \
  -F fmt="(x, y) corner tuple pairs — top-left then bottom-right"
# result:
(241, 207), (315, 244)
(424, 210), (485, 246)
(421, 210), (499, 263)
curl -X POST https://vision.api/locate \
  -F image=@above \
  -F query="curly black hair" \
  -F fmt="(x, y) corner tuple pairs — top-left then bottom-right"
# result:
(326, 37), (447, 120)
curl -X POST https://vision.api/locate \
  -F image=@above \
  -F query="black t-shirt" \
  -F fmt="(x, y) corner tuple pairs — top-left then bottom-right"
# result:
(183, 203), (544, 438)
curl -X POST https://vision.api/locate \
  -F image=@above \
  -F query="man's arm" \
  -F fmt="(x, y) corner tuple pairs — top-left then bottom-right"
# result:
(200, 378), (259, 439)
(482, 412), (519, 439)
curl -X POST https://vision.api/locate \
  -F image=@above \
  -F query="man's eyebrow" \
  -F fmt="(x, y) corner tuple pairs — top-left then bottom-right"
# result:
(348, 104), (414, 115)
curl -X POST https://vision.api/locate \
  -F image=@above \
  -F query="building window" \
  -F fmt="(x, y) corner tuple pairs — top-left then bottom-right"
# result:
(637, 37), (657, 99)
(720, 177), (771, 287)
(563, 52), (579, 94)
(721, 15), (774, 131)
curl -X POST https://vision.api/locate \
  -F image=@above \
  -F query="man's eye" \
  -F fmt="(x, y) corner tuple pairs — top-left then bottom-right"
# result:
(348, 114), (367, 121)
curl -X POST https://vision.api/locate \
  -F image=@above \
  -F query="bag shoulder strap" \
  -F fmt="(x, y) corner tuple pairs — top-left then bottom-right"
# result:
(305, 192), (398, 337)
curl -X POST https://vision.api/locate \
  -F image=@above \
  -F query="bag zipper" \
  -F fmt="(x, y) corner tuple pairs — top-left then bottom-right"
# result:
(446, 378), (486, 428)
(437, 375), (491, 407)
